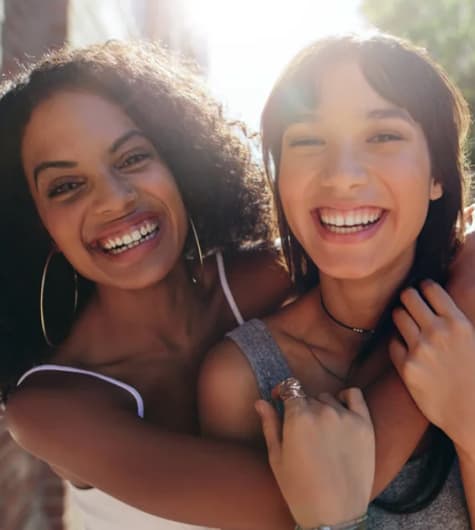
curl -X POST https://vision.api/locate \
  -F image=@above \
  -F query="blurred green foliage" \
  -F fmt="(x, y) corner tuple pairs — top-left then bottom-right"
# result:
(361, 0), (475, 164)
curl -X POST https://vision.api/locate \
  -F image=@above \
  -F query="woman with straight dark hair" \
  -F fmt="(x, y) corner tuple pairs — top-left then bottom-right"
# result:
(200, 33), (475, 529)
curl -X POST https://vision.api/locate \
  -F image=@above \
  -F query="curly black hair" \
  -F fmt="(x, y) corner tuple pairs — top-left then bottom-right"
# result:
(0, 40), (275, 395)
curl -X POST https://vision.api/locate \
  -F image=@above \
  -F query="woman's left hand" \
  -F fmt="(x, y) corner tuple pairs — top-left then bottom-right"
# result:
(255, 387), (374, 529)
(391, 280), (475, 454)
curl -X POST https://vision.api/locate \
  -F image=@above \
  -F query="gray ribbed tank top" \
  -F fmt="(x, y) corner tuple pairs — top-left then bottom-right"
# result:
(227, 319), (470, 529)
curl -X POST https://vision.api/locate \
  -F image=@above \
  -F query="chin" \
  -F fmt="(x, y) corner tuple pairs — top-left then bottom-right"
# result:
(96, 267), (170, 291)
(316, 257), (380, 282)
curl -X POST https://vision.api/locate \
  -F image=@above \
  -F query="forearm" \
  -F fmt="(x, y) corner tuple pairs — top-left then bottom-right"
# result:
(11, 408), (293, 530)
(447, 233), (475, 320)
(365, 368), (428, 498)
(128, 432), (293, 530)
(455, 445), (475, 528)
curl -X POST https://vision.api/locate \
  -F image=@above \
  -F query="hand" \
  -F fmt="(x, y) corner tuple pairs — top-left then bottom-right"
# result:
(391, 280), (475, 455)
(463, 203), (475, 234)
(255, 387), (374, 529)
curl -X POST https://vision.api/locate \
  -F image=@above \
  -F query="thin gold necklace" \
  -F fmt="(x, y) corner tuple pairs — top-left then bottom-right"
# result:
(305, 343), (348, 384)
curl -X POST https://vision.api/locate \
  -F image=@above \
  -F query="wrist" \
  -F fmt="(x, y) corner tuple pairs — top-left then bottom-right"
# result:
(455, 441), (475, 466)
(295, 513), (368, 530)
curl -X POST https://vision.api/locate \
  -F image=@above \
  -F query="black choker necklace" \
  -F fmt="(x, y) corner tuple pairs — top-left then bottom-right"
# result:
(320, 294), (375, 335)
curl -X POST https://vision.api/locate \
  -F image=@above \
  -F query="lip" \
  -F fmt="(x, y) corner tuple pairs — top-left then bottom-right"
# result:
(87, 210), (166, 267)
(88, 211), (163, 247)
(311, 207), (388, 244)
(94, 225), (163, 266)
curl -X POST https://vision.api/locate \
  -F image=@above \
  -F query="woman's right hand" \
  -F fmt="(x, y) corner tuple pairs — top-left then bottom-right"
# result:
(255, 386), (374, 529)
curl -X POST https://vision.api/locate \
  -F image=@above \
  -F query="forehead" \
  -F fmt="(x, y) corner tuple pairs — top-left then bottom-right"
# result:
(21, 90), (137, 164)
(311, 60), (395, 117)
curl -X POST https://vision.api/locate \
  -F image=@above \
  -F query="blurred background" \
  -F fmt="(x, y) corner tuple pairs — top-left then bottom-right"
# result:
(0, 1), (473, 528)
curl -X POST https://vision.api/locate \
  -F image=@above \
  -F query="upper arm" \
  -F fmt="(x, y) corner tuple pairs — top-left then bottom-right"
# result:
(6, 374), (139, 482)
(448, 233), (475, 320)
(198, 339), (263, 445)
(226, 250), (292, 321)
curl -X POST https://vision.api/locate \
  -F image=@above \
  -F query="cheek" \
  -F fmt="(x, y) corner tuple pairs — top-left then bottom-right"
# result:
(37, 203), (88, 268)
(157, 177), (188, 245)
(35, 205), (68, 247)
(278, 173), (300, 230)
(278, 170), (319, 248)
(390, 172), (433, 245)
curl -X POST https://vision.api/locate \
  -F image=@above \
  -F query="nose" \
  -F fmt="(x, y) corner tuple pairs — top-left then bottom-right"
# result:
(92, 170), (138, 217)
(323, 142), (368, 191)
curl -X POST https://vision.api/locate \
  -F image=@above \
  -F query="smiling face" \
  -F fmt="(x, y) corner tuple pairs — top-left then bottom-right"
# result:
(278, 60), (443, 282)
(21, 90), (188, 290)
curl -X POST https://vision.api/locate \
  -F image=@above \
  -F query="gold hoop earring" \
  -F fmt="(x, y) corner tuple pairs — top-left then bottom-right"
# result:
(189, 217), (203, 267)
(40, 249), (78, 347)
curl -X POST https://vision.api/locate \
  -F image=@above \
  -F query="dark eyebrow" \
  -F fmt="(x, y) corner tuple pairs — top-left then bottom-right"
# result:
(33, 160), (77, 187)
(367, 107), (414, 124)
(289, 107), (415, 126)
(288, 111), (320, 125)
(33, 129), (148, 188)
(109, 129), (147, 154)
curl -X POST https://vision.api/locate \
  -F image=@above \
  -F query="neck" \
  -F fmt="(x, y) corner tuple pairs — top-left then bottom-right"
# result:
(318, 250), (414, 335)
(76, 259), (209, 363)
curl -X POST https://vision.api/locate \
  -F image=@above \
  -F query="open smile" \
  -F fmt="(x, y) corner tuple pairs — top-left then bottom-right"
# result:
(100, 220), (159, 255)
(89, 215), (161, 257)
(317, 207), (384, 234)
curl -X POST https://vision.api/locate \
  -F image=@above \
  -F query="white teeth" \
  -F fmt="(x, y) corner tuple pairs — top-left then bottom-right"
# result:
(319, 208), (382, 229)
(329, 225), (365, 235)
(109, 231), (156, 254)
(98, 220), (159, 252)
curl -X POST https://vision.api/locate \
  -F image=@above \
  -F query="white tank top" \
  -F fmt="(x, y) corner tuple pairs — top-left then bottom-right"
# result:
(16, 252), (242, 530)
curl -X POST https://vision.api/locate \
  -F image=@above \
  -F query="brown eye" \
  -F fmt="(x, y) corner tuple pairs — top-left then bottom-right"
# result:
(48, 181), (83, 198)
(289, 137), (325, 147)
(368, 133), (403, 143)
(117, 152), (151, 170)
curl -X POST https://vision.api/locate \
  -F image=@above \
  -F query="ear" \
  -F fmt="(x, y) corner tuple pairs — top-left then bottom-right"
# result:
(430, 179), (443, 201)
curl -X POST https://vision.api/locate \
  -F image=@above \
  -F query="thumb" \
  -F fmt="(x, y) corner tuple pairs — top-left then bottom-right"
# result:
(255, 399), (281, 460)
(339, 387), (371, 422)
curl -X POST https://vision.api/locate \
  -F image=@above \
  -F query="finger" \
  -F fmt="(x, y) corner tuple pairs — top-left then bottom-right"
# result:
(420, 279), (465, 319)
(392, 307), (420, 349)
(339, 387), (371, 422)
(272, 377), (308, 415)
(400, 287), (437, 329)
(389, 336), (409, 375)
(255, 400), (281, 457)
(464, 203), (475, 232)
(317, 392), (347, 414)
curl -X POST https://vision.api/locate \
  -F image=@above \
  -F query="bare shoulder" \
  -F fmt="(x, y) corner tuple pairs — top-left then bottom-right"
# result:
(198, 337), (263, 445)
(223, 248), (293, 320)
(6, 371), (138, 479)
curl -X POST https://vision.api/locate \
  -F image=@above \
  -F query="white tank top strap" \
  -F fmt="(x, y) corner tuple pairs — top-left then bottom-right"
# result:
(215, 251), (244, 325)
(16, 364), (145, 418)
